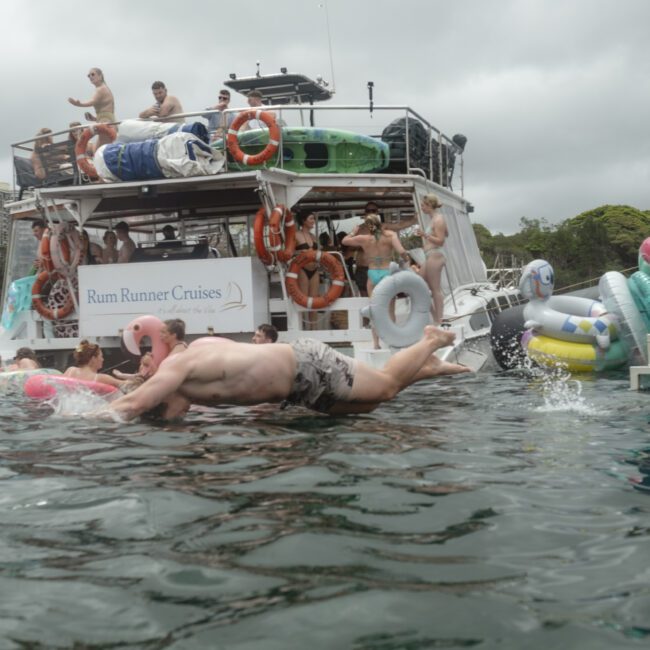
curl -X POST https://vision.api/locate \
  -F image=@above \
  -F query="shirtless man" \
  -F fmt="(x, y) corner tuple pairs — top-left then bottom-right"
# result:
(139, 81), (184, 123)
(114, 221), (136, 263)
(342, 211), (410, 348)
(100, 327), (468, 422)
(68, 68), (115, 147)
(252, 323), (278, 344)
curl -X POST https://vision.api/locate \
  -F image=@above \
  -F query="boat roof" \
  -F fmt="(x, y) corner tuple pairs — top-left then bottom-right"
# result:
(224, 72), (333, 104)
(7, 169), (466, 234)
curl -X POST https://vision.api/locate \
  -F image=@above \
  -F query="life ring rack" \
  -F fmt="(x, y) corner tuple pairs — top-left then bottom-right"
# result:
(75, 124), (117, 181)
(31, 270), (75, 321)
(254, 205), (296, 264)
(227, 110), (280, 166)
(285, 250), (345, 310)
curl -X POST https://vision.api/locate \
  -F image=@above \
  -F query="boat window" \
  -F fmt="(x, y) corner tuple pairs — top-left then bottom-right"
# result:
(497, 296), (510, 311)
(470, 307), (492, 330)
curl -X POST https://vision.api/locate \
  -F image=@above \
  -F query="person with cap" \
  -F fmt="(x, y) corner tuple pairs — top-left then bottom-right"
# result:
(416, 193), (448, 324)
(115, 221), (136, 263)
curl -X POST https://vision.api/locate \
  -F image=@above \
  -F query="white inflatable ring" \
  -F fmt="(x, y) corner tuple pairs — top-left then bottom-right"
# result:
(361, 267), (431, 348)
(599, 271), (647, 363)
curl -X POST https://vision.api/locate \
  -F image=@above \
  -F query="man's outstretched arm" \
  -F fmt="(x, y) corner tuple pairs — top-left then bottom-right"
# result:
(103, 357), (188, 420)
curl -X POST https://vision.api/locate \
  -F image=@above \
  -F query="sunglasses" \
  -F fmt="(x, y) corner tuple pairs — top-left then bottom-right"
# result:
(218, 95), (229, 100)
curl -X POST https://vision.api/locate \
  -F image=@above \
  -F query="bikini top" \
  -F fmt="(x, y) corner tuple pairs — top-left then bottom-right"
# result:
(296, 242), (318, 251)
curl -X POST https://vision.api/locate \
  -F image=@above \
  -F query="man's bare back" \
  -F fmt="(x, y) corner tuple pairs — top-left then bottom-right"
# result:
(101, 328), (468, 422)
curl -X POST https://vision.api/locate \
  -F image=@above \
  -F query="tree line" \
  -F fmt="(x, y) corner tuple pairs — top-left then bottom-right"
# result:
(473, 204), (650, 291)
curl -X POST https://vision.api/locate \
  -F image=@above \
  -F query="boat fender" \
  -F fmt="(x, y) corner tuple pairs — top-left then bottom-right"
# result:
(227, 110), (280, 166)
(489, 303), (527, 370)
(24, 374), (118, 400)
(361, 265), (431, 349)
(519, 259), (618, 348)
(285, 251), (345, 309)
(75, 124), (117, 180)
(37, 228), (54, 273)
(599, 271), (647, 364)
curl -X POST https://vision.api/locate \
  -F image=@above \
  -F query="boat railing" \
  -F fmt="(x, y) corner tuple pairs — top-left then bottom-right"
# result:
(11, 104), (465, 198)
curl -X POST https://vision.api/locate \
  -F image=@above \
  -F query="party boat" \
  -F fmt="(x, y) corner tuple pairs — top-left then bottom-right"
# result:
(1, 71), (520, 370)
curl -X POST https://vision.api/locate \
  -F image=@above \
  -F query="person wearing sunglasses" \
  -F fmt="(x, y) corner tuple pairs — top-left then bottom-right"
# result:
(68, 68), (115, 125)
(203, 88), (234, 142)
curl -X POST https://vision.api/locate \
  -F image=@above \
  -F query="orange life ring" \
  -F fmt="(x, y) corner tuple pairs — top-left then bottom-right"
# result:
(253, 207), (274, 265)
(75, 124), (117, 180)
(227, 110), (280, 166)
(37, 229), (54, 273)
(253, 205), (296, 264)
(285, 250), (345, 309)
(31, 271), (75, 320)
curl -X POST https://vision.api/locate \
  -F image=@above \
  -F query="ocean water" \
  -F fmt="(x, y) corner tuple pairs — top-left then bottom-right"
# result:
(1, 367), (649, 649)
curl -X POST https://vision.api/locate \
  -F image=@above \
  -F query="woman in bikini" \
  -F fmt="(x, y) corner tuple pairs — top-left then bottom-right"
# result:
(417, 193), (448, 324)
(64, 340), (126, 388)
(294, 211), (321, 330)
(342, 214), (409, 348)
(160, 319), (189, 357)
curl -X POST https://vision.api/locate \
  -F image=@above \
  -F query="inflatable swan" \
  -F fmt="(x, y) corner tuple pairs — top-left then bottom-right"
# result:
(519, 260), (628, 372)
(520, 259), (617, 349)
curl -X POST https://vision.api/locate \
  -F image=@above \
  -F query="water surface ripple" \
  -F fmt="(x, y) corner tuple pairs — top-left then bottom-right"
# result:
(1, 370), (649, 648)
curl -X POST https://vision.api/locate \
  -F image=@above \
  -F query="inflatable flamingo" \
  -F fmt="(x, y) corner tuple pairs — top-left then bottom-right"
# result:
(121, 315), (230, 366)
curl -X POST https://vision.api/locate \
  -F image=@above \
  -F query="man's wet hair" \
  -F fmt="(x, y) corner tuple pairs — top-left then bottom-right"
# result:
(152, 81), (166, 90)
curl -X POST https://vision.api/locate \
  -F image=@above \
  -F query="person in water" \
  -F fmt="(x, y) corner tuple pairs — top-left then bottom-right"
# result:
(112, 352), (158, 392)
(342, 212), (410, 348)
(160, 318), (188, 356)
(64, 340), (125, 389)
(99, 326), (469, 422)
(6, 347), (40, 371)
(416, 193), (448, 324)
(252, 323), (278, 344)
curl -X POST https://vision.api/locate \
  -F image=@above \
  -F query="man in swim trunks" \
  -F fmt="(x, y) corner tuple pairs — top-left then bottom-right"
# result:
(68, 68), (115, 147)
(100, 326), (469, 421)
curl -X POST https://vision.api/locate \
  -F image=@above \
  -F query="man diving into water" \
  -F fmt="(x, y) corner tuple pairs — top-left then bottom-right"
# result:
(101, 326), (469, 421)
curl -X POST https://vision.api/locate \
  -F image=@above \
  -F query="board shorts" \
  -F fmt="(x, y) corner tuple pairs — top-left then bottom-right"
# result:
(286, 339), (357, 413)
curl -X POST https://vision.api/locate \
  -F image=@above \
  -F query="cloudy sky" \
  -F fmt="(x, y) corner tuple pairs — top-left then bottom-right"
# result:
(2, 0), (649, 233)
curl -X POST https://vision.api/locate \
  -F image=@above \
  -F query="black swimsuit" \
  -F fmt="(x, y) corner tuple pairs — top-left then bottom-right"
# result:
(296, 242), (319, 279)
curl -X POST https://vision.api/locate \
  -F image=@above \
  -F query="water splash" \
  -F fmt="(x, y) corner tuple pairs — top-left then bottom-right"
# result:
(533, 365), (606, 415)
(49, 389), (118, 419)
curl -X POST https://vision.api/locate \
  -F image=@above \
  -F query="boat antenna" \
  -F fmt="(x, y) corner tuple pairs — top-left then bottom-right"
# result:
(256, 60), (261, 78)
(319, 1), (336, 93)
(367, 81), (374, 117)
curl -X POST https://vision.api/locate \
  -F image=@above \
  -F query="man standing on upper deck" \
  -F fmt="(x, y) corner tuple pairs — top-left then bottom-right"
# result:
(115, 221), (136, 263)
(203, 88), (234, 142)
(139, 81), (184, 123)
(68, 67), (115, 146)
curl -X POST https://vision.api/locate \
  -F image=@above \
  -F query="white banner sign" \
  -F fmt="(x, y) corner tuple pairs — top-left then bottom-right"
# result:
(79, 258), (269, 337)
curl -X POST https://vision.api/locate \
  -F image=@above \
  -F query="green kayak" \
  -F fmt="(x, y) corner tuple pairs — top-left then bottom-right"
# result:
(217, 127), (389, 173)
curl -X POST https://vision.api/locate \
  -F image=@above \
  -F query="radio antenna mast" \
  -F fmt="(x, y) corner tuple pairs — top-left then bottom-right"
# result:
(320, 1), (336, 93)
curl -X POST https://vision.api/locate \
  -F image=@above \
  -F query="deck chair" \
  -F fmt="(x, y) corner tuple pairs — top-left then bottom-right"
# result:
(13, 157), (37, 200)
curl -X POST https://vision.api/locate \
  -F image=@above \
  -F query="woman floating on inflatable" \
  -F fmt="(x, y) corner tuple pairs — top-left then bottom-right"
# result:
(519, 259), (628, 372)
